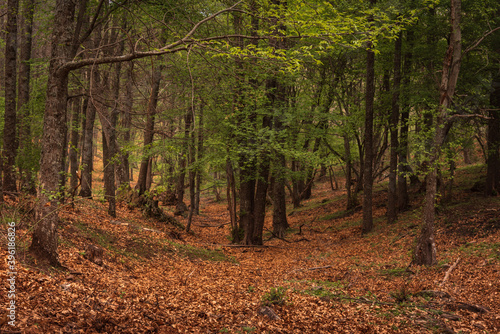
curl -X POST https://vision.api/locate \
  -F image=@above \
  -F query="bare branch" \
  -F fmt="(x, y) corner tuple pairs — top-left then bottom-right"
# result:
(62, 1), (244, 72)
(439, 258), (460, 287)
(465, 26), (500, 53)
(448, 113), (491, 121)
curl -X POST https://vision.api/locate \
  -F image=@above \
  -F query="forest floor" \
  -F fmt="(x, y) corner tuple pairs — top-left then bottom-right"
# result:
(1, 163), (500, 333)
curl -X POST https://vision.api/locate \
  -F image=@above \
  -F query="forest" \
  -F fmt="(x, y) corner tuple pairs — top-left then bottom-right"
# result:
(0, 0), (499, 333)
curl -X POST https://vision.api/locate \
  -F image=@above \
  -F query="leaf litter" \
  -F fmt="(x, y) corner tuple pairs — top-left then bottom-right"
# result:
(1, 166), (499, 333)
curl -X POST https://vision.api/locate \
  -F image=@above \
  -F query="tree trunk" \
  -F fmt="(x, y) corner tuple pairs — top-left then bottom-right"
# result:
(414, 0), (461, 266)
(272, 154), (288, 238)
(397, 30), (414, 211)
(388, 33), (402, 223)
(362, 3), (376, 234)
(240, 166), (256, 245)
(30, 0), (76, 266)
(485, 73), (500, 195)
(116, 62), (134, 190)
(69, 97), (82, 195)
(2, 0), (19, 192)
(135, 66), (162, 196)
(18, 0), (35, 193)
(186, 109), (196, 232)
(79, 93), (96, 198)
(226, 159), (239, 243)
(176, 111), (190, 213)
(79, 63), (100, 198)
(194, 104), (204, 215)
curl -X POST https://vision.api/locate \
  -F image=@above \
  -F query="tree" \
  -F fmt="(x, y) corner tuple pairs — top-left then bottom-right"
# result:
(18, 0), (36, 193)
(414, 0), (462, 266)
(485, 73), (500, 195)
(30, 0), (79, 265)
(2, 0), (19, 192)
(362, 0), (376, 234)
(387, 33), (402, 223)
(30, 0), (251, 264)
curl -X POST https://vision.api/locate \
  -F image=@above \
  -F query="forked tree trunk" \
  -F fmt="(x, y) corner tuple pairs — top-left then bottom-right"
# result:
(414, 0), (462, 266)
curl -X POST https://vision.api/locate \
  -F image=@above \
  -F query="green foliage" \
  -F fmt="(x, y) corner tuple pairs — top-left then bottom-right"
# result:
(459, 242), (500, 262)
(261, 286), (287, 306)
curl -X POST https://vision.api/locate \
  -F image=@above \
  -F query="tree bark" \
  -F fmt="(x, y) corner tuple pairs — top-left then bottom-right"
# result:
(397, 30), (414, 211)
(116, 62), (134, 189)
(30, 0), (76, 266)
(414, 0), (462, 266)
(485, 73), (500, 195)
(362, 3), (376, 234)
(186, 108), (196, 232)
(79, 68), (98, 198)
(194, 104), (204, 214)
(102, 36), (122, 216)
(69, 97), (82, 195)
(269, 0), (289, 238)
(253, 117), (271, 245)
(79, 23), (102, 199)
(176, 111), (189, 213)
(18, 0), (35, 193)
(387, 33), (402, 223)
(2, 0), (19, 192)
(226, 159), (239, 243)
(135, 65), (162, 195)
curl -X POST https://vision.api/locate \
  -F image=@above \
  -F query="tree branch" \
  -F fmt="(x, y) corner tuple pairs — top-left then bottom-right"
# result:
(465, 26), (500, 54)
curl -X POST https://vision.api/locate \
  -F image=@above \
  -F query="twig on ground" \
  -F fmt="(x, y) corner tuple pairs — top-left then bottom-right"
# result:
(265, 228), (291, 243)
(193, 222), (231, 228)
(294, 237), (310, 242)
(182, 269), (196, 285)
(439, 257), (460, 287)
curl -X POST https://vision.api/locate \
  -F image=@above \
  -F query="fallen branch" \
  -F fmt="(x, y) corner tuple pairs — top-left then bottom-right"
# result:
(294, 237), (310, 242)
(265, 228), (291, 243)
(439, 257), (460, 287)
(193, 222), (231, 228)
(296, 223), (306, 235)
(451, 301), (489, 314)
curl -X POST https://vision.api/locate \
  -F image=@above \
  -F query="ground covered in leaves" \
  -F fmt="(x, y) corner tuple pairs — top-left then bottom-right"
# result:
(1, 164), (499, 333)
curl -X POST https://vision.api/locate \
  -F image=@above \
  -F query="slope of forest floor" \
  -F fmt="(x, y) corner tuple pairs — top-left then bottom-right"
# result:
(1, 164), (499, 333)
